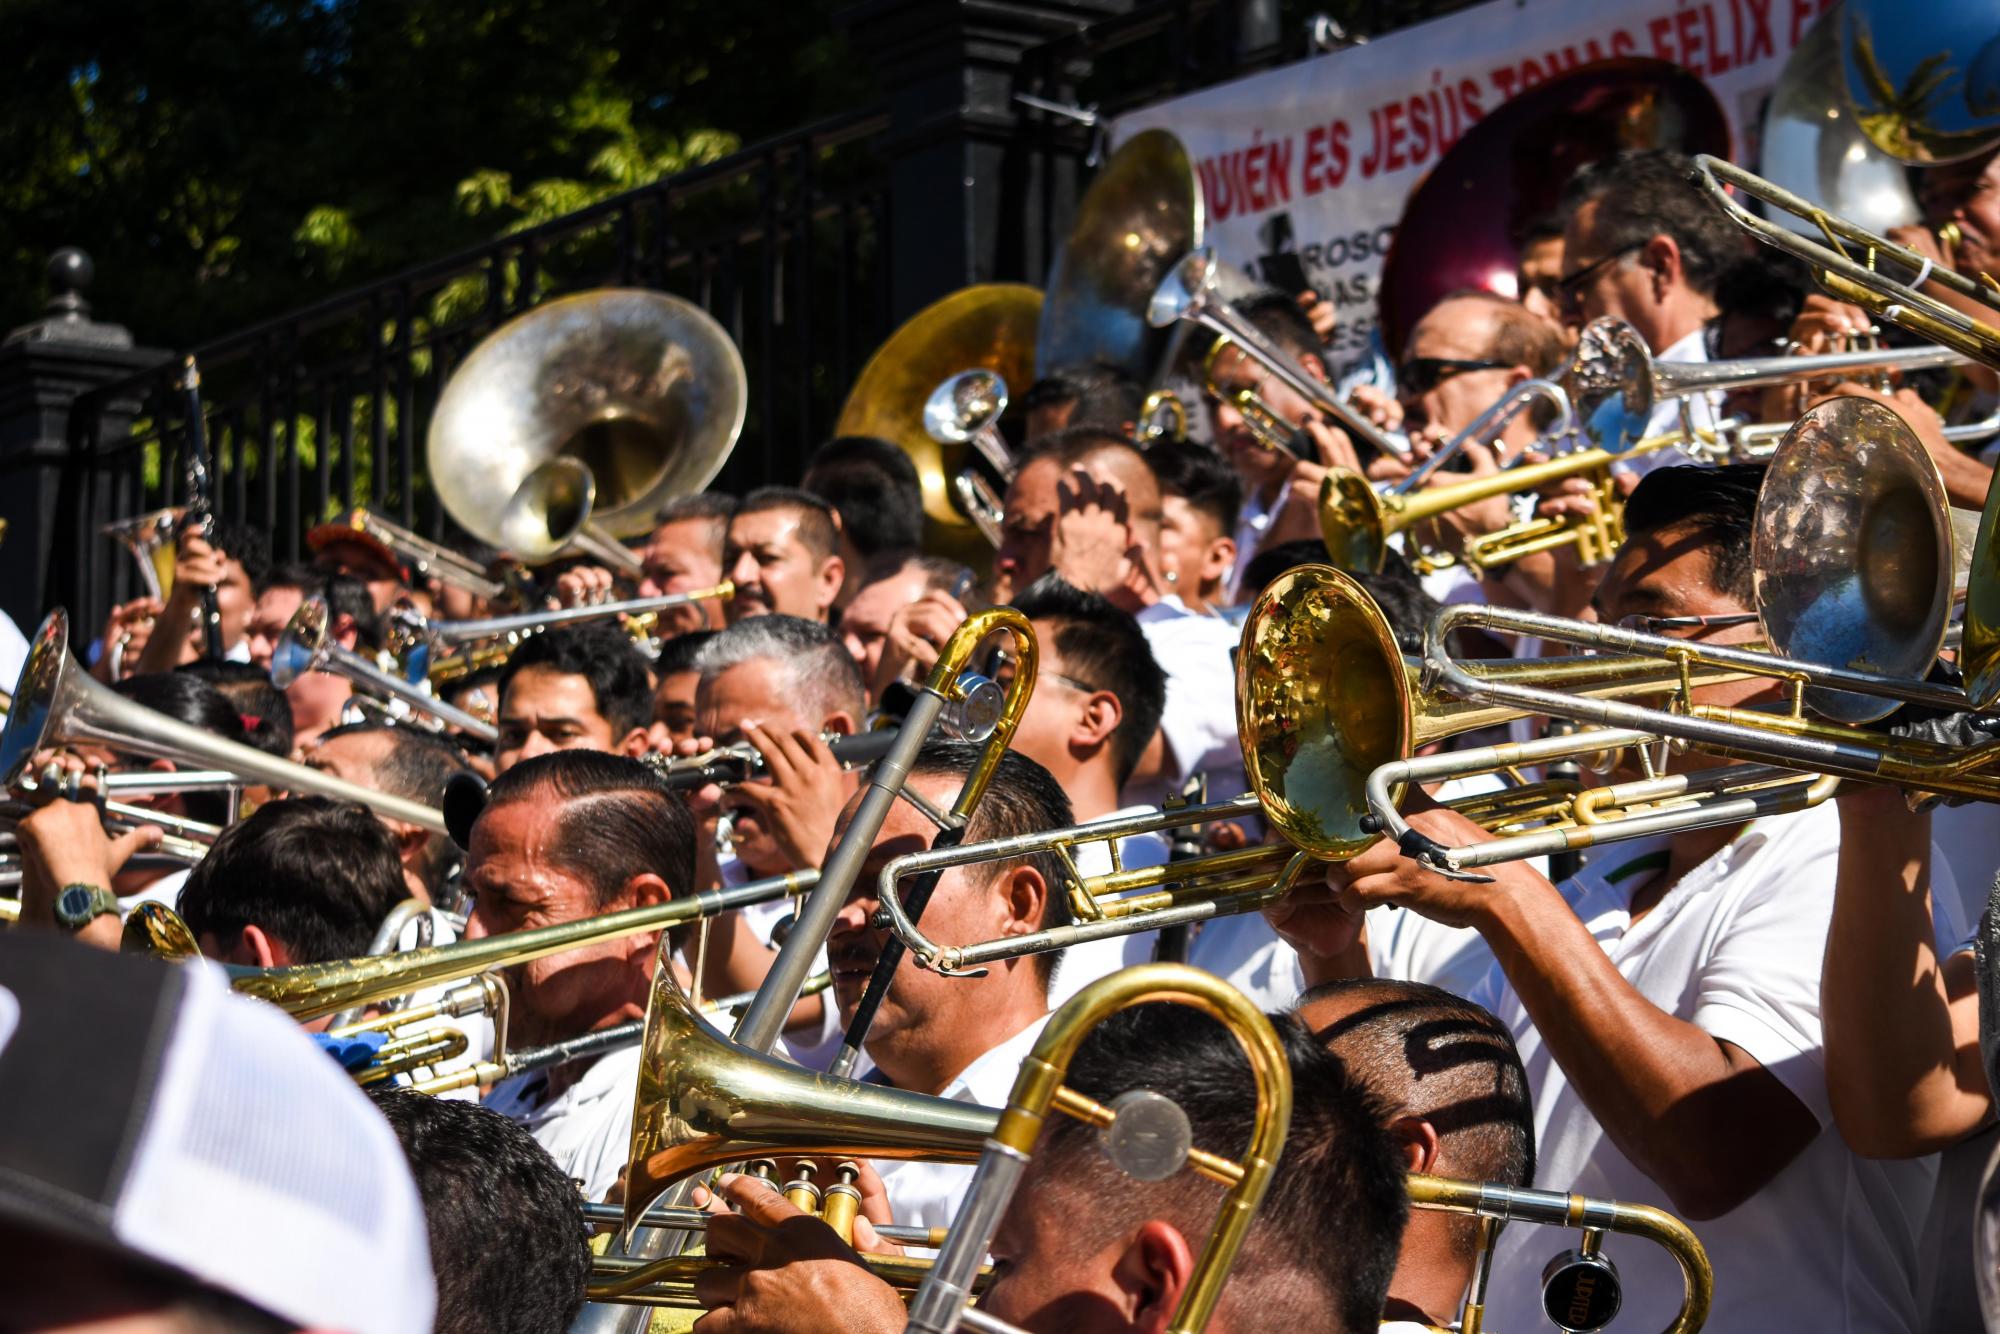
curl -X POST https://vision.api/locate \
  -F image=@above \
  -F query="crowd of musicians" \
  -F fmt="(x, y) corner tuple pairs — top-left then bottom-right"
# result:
(6, 127), (2000, 1334)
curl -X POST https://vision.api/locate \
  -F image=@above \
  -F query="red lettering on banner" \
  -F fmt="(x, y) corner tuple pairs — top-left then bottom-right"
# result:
(1490, 63), (1520, 101)
(1303, 126), (1328, 194)
(1648, 15), (1674, 61)
(1704, 2), (1731, 74)
(1267, 135), (1293, 205)
(1743, 0), (1775, 61)
(1789, 0), (1829, 46)
(1329, 120), (1351, 185)
(1409, 91), (1432, 163)
(1244, 131), (1266, 210)
(1675, 8), (1703, 73)
(1611, 27), (1638, 56)
(1459, 78), (1484, 128)
(1384, 100), (1408, 171)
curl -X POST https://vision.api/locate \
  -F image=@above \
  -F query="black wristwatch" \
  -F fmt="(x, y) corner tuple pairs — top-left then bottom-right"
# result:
(54, 883), (120, 932)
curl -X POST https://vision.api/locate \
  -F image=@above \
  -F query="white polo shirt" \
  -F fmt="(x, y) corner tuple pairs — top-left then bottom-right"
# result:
(874, 1012), (1051, 1232)
(1617, 326), (1715, 480)
(1469, 801), (1934, 1334)
(485, 1043), (642, 1203)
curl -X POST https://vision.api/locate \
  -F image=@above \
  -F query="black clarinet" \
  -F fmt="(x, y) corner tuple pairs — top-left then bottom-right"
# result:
(180, 356), (225, 661)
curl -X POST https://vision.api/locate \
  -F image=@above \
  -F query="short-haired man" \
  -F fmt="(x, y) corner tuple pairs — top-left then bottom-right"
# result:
(686, 615), (867, 1008)
(1020, 363), (1145, 444)
(261, 569), (385, 752)
(177, 797), (407, 977)
(1300, 979), (1536, 1332)
(1271, 463), (1952, 1333)
(651, 627), (717, 749)
(1558, 149), (1743, 462)
(134, 520), (269, 671)
(840, 551), (971, 698)
(690, 1002), (1408, 1334)
(801, 434), (925, 608)
(494, 621), (654, 772)
(722, 485), (844, 624)
(307, 721), (474, 906)
(1007, 576), (1170, 1003)
(831, 742), (1075, 1227)
(1144, 438), (1241, 616)
(465, 751), (696, 1199)
(371, 1089), (592, 1334)
(639, 493), (735, 636)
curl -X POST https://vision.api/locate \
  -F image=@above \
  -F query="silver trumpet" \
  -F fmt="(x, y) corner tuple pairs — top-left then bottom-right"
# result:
(928, 370), (1016, 550)
(100, 507), (185, 602)
(0, 796), (218, 866)
(272, 596), (499, 743)
(2, 612), (448, 834)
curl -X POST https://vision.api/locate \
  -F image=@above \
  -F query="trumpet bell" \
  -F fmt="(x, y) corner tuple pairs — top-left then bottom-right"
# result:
(924, 370), (1008, 446)
(621, 961), (993, 1236)
(270, 596), (329, 690)
(1037, 128), (1204, 378)
(428, 289), (746, 548)
(1842, 0), (2000, 165)
(1236, 566), (1410, 859)
(1753, 395), (1953, 723)
(1567, 317), (1656, 453)
(498, 456), (597, 560)
(1316, 470), (1391, 574)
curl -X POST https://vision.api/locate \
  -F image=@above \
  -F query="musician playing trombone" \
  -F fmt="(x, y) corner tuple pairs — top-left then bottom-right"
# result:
(684, 1003), (1408, 1334)
(1267, 465), (1961, 1334)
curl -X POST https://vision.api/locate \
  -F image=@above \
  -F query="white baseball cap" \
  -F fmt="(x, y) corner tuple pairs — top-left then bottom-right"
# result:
(0, 932), (436, 1334)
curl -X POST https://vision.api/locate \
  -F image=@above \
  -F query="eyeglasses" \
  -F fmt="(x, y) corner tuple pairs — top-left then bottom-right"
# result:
(1617, 611), (1760, 638)
(1397, 357), (1510, 395)
(1557, 243), (1645, 310)
(1046, 671), (1103, 695)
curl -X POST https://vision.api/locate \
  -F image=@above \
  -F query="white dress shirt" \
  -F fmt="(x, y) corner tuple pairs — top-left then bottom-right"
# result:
(485, 1043), (643, 1203)
(1227, 487), (1289, 604)
(874, 1013), (1051, 1232)
(1047, 805), (1170, 1010)
(1468, 801), (1937, 1334)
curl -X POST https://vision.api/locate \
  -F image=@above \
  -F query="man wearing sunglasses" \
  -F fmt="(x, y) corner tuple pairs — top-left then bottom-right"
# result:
(1557, 148), (1743, 472)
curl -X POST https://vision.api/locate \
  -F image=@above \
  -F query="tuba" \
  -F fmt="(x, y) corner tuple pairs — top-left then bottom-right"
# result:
(427, 289), (746, 566)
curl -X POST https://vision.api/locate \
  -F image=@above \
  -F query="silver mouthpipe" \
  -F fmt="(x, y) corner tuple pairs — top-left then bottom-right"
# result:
(413, 581), (734, 648)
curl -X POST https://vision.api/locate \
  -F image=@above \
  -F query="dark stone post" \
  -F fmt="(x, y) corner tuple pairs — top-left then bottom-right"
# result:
(0, 250), (170, 632)
(839, 0), (1130, 322)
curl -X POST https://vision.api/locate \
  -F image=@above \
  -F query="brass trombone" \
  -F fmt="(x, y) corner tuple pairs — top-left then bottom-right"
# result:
(271, 596), (499, 743)
(2, 612), (447, 834)
(1149, 248), (1405, 459)
(386, 581), (733, 675)
(873, 568), (1754, 977)
(328, 507), (510, 602)
(1690, 154), (2000, 369)
(130, 868), (816, 1022)
(907, 964), (1290, 1334)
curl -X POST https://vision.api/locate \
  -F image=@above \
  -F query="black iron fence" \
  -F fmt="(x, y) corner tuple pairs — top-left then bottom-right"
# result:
(37, 0), (1490, 633)
(52, 107), (895, 623)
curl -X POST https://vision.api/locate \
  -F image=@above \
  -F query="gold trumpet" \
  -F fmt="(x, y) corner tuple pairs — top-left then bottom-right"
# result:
(333, 507), (510, 602)
(1136, 388), (1189, 445)
(387, 581), (734, 679)
(1317, 429), (1689, 577)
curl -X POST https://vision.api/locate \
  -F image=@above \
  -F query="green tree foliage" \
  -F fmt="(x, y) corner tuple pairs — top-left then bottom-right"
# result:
(0, 0), (871, 348)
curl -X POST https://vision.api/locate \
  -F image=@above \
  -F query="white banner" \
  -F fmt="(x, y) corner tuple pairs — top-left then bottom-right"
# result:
(1114, 0), (1836, 379)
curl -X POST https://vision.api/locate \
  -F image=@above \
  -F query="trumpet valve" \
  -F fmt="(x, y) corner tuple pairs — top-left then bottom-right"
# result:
(783, 1159), (823, 1215)
(820, 1162), (864, 1244)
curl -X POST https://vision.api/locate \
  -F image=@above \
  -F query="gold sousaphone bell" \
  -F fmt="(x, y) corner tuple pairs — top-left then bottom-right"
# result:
(834, 284), (1043, 561)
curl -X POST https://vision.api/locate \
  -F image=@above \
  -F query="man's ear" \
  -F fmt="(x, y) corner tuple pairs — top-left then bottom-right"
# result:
(995, 863), (1051, 937)
(1296, 348), (1330, 384)
(623, 872), (673, 914)
(1112, 1219), (1197, 1333)
(1073, 691), (1123, 754)
(1643, 233), (1681, 294)
(617, 727), (653, 758)
(817, 555), (847, 613)
(822, 711), (858, 739)
(239, 924), (284, 969)
(1389, 1113), (1443, 1175)
(391, 822), (430, 862)
(330, 613), (361, 650)
(1201, 534), (1237, 585)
